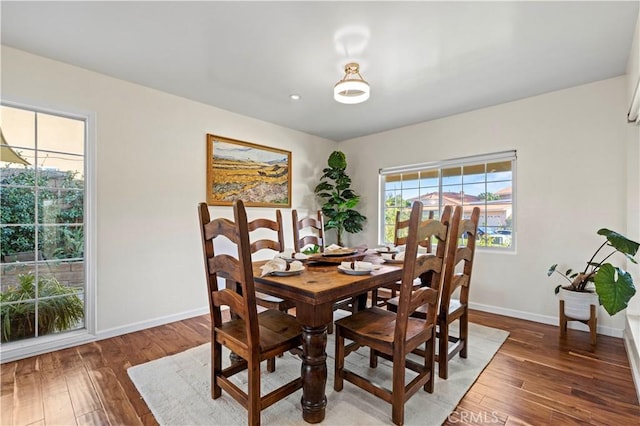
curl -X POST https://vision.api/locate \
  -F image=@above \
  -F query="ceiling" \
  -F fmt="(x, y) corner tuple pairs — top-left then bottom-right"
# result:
(1, 1), (638, 142)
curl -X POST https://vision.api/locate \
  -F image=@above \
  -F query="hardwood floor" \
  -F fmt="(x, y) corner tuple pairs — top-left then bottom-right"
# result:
(443, 311), (639, 425)
(1, 310), (638, 425)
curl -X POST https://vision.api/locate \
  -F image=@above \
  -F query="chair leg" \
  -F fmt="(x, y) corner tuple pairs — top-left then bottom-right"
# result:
(248, 359), (261, 426)
(460, 311), (468, 359)
(267, 357), (276, 373)
(425, 332), (436, 393)
(371, 289), (378, 307)
(369, 348), (378, 368)
(391, 353), (406, 426)
(438, 321), (449, 380)
(212, 340), (222, 399)
(334, 328), (345, 391)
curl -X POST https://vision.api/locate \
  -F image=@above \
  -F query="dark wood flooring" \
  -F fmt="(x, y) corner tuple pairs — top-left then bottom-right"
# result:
(1, 309), (638, 425)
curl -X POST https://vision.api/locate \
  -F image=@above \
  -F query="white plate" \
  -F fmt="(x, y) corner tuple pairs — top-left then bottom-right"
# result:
(337, 265), (372, 275)
(271, 268), (304, 276)
(375, 247), (399, 254)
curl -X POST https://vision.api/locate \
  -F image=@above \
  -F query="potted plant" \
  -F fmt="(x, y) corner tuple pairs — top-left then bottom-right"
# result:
(547, 228), (639, 318)
(314, 151), (366, 247)
(0, 272), (84, 343)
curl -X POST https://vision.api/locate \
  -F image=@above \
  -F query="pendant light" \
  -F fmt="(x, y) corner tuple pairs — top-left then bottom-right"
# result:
(334, 62), (370, 104)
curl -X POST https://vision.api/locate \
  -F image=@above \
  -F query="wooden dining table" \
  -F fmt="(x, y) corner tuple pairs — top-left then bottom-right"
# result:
(252, 251), (403, 424)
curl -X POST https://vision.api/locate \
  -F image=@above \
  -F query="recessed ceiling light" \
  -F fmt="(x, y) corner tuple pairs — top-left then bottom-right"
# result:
(290, 94), (301, 100)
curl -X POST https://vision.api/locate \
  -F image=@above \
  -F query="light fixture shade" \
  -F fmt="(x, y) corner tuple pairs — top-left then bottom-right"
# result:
(334, 63), (370, 104)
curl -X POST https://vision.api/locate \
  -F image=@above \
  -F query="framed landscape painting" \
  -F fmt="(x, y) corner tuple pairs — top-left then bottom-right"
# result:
(206, 134), (292, 207)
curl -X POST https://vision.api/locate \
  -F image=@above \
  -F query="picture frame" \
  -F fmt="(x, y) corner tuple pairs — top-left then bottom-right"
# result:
(206, 134), (292, 207)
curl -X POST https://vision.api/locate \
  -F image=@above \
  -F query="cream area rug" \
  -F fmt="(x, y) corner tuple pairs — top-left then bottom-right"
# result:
(128, 321), (508, 426)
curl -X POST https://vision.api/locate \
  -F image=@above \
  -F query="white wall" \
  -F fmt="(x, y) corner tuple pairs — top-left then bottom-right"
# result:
(341, 76), (629, 336)
(626, 8), (640, 316)
(1, 46), (336, 341)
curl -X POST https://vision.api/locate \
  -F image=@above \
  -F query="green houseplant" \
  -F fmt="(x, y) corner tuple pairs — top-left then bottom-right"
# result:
(547, 228), (639, 316)
(314, 151), (366, 247)
(0, 272), (84, 342)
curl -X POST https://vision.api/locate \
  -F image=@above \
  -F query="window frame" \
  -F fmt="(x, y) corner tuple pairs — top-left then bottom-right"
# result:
(378, 150), (517, 252)
(0, 99), (96, 360)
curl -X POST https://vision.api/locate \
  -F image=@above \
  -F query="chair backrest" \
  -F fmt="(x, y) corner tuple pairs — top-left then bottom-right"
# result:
(292, 209), (324, 252)
(394, 209), (435, 252)
(394, 202), (461, 342)
(248, 210), (285, 255)
(198, 200), (260, 349)
(439, 207), (480, 318)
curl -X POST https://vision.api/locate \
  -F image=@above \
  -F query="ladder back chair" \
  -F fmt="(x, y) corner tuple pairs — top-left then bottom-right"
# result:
(246, 210), (296, 313)
(198, 201), (302, 426)
(292, 209), (361, 332)
(333, 202), (460, 426)
(248, 209), (285, 254)
(386, 206), (479, 379)
(291, 209), (323, 252)
(247, 209), (296, 371)
(436, 206), (479, 379)
(371, 209), (435, 307)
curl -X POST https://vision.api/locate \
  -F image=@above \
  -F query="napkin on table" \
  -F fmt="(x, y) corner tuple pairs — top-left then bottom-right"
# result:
(381, 252), (405, 261)
(260, 258), (304, 277)
(276, 249), (309, 260)
(340, 261), (375, 271)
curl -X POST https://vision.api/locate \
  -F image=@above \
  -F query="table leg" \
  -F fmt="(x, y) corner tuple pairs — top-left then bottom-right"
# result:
(300, 324), (328, 423)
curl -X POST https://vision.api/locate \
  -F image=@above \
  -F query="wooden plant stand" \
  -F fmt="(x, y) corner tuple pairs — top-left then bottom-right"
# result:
(559, 299), (597, 345)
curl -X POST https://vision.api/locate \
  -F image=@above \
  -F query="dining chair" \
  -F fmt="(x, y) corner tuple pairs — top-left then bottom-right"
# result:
(386, 206), (479, 379)
(371, 210), (435, 307)
(247, 209), (297, 371)
(292, 209), (362, 332)
(435, 206), (480, 379)
(246, 210), (296, 311)
(292, 209), (323, 252)
(333, 202), (459, 426)
(197, 201), (303, 426)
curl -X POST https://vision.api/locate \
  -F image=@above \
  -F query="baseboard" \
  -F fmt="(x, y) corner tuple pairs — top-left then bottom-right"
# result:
(94, 306), (210, 341)
(624, 315), (640, 402)
(0, 306), (210, 363)
(469, 302), (624, 338)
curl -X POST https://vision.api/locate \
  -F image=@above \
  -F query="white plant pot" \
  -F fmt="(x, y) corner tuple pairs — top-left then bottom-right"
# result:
(559, 288), (599, 320)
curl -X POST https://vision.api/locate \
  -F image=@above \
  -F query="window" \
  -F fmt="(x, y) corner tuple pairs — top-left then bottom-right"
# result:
(380, 151), (516, 250)
(1, 104), (88, 343)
